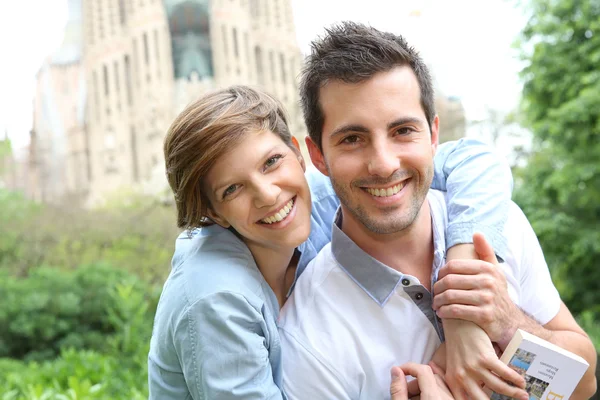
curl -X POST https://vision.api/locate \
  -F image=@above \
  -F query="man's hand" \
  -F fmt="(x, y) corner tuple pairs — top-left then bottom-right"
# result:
(390, 362), (453, 400)
(433, 233), (524, 346)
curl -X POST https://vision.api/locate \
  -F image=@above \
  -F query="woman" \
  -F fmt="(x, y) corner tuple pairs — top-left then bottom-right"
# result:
(149, 86), (519, 399)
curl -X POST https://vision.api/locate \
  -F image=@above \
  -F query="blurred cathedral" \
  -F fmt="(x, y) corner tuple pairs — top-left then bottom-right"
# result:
(26, 0), (304, 206)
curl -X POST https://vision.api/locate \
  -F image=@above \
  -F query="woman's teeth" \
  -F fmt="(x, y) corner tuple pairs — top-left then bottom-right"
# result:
(261, 199), (294, 224)
(365, 183), (404, 197)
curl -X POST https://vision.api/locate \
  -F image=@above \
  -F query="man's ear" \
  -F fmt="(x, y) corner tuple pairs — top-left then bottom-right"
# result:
(305, 136), (329, 176)
(205, 207), (231, 229)
(431, 115), (440, 155)
(291, 136), (307, 172)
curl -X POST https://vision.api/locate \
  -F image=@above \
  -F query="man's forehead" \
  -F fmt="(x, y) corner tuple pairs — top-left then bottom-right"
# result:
(318, 68), (426, 133)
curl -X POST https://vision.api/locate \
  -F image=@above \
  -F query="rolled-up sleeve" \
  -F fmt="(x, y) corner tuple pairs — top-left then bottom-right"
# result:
(431, 138), (513, 260)
(174, 292), (285, 400)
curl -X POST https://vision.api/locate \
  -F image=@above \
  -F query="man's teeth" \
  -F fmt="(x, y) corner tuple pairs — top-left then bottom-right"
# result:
(261, 199), (294, 224)
(365, 183), (404, 197)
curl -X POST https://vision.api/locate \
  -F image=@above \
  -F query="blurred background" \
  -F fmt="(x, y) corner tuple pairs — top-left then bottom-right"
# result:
(0, 0), (598, 398)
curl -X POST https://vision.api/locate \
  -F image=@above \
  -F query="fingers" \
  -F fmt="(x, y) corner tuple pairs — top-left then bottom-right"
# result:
(428, 360), (444, 376)
(432, 288), (493, 310)
(406, 378), (421, 398)
(434, 274), (480, 295)
(390, 366), (408, 400)
(445, 380), (469, 400)
(478, 357), (528, 400)
(461, 377), (490, 400)
(490, 359), (526, 388)
(400, 363), (438, 399)
(445, 366), (490, 400)
(436, 259), (495, 281)
(480, 370), (529, 400)
(473, 232), (498, 264)
(435, 304), (487, 323)
(434, 267), (498, 296)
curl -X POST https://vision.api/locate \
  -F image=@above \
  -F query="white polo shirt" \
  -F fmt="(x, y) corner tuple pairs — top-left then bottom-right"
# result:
(278, 190), (561, 400)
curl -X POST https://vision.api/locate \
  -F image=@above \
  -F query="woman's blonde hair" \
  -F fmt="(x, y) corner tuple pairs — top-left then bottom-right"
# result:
(164, 85), (294, 231)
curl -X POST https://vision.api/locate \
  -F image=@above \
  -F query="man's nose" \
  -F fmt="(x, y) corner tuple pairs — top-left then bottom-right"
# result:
(367, 140), (400, 177)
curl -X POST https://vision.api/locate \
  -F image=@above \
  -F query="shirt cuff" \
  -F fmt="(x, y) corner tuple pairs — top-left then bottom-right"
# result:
(445, 222), (508, 263)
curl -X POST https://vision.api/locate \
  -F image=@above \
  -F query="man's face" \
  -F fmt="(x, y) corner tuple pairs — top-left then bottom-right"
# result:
(307, 66), (439, 235)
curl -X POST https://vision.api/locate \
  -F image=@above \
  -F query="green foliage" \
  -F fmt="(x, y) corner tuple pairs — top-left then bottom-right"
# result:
(0, 265), (157, 399)
(0, 265), (153, 361)
(514, 0), (600, 345)
(0, 189), (179, 284)
(0, 138), (10, 159)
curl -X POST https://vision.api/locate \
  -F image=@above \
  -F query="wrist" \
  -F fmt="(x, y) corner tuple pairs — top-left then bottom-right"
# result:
(496, 329), (517, 351)
(496, 311), (525, 351)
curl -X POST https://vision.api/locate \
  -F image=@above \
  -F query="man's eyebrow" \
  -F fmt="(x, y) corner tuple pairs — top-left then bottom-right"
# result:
(329, 124), (370, 139)
(387, 117), (424, 130)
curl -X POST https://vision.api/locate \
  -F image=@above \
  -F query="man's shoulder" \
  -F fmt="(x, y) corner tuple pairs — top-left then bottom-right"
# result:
(501, 201), (540, 266)
(506, 201), (530, 227)
(503, 201), (537, 251)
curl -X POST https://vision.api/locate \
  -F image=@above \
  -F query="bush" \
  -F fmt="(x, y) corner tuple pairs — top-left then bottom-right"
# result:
(0, 264), (158, 398)
(0, 189), (179, 284)
(0, 348), (148, 399)
(0, 264), (158, 361)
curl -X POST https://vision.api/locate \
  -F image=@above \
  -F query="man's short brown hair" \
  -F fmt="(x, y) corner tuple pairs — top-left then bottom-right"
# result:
(164, 85), (294, 231)
(300, 21), (436, 149)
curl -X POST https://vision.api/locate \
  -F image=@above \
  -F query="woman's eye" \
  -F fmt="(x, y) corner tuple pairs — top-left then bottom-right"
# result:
(222, 184), (238, 199)
(265, 154), (283, 168)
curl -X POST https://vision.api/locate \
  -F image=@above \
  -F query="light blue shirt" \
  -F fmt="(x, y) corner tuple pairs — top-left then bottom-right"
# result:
(148, 138), (513, 400)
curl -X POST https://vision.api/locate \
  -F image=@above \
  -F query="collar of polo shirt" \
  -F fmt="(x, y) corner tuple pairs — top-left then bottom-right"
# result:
(329, 193), (448, 307)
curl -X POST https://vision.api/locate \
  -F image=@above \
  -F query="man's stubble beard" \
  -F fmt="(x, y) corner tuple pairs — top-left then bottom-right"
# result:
(327, 163), (434, 235)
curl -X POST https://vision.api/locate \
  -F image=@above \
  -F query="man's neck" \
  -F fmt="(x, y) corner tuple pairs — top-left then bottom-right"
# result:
(340, 200), (434, 290)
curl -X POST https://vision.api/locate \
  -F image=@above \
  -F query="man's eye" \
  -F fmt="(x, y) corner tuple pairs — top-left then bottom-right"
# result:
(341, 135), (360, 144)
(265, 154), (283, 168)
(222, 184), (238, 198)
(396, 127), (414, 135)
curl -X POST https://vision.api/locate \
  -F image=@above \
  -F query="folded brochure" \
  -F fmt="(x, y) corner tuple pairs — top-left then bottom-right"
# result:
(491, 329), (589, 400)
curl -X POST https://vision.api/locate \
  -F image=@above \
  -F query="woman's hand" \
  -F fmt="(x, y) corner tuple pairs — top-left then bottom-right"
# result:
(437, 235), (529, 400)
(390, 362), (453, 400)
(443, 321), (528, 400)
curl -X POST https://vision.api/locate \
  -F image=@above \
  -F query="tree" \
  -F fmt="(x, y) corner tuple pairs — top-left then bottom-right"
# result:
(514, 0), (600, 318)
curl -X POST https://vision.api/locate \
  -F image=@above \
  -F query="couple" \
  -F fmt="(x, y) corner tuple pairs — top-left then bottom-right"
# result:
(149, 22), (596, 399)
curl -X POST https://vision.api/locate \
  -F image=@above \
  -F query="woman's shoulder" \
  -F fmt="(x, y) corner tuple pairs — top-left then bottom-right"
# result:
(164, 225), (271, 309)
(305, 167), (337, 203)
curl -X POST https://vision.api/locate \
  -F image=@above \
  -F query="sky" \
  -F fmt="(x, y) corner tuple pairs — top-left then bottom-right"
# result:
(0, 0), (527, 151)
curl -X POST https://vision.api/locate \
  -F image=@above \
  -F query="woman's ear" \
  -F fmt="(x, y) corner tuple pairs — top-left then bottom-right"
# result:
(291, 136), (301, 152)
(205, 207), (231, 229)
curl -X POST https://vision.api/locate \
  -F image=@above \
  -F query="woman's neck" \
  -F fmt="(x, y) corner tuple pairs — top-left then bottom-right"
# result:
(245, 242), (298, 309)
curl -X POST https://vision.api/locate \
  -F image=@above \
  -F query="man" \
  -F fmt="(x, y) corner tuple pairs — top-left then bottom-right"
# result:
(278, 21), (597, 400)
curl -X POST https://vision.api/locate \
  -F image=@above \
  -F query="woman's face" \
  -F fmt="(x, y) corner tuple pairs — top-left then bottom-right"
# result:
(204, 129), (312, 253)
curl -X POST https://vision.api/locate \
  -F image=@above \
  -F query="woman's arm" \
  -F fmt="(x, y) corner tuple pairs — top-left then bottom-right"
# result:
(174, 291), (285, 400)
(431, 137), (512, 260)
(431, 139), (530, 400)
